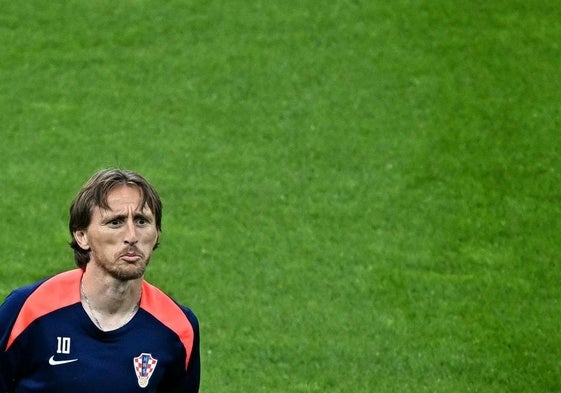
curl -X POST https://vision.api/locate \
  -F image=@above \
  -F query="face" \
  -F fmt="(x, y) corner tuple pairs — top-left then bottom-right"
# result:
(73, 185), (160, 281)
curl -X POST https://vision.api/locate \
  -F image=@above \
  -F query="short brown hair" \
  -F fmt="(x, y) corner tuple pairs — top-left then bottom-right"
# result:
(69, 168), (163, 269)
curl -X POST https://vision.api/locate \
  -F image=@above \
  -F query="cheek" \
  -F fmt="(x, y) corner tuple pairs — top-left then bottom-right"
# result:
(142, 229), (160, 246)
(89, 230), (123, 251)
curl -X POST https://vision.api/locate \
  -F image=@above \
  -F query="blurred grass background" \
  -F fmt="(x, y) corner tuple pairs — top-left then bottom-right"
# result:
(1, 1), (561, 391)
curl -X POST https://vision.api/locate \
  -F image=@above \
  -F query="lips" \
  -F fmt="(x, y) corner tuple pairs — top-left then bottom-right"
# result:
(120, 250), (143, 262)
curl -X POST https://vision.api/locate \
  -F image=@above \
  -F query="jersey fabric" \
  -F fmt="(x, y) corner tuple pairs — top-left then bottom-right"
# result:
(0, 269), (200, 393)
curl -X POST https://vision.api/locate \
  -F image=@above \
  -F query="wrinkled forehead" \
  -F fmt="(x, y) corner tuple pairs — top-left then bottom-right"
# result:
(97, 185), (154, 216)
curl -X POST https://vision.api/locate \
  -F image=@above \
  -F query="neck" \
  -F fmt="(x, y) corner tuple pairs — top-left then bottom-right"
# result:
(81, 268), (142, 331)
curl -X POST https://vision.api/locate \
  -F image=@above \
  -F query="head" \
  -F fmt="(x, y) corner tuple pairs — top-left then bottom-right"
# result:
(69, 169), (162, 270)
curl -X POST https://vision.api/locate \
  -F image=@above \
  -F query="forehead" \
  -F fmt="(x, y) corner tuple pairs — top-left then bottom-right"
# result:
(98, 185), (152, 214)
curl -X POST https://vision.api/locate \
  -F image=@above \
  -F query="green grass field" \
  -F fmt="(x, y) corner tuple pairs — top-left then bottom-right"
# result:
(1, 1), (561, 391)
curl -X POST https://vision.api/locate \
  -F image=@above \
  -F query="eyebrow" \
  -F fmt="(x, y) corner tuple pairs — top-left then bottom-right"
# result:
(100, 209), (153, 221)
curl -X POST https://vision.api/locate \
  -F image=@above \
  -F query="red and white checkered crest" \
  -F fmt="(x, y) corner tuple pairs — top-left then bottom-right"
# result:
(133, 353), (158, 388)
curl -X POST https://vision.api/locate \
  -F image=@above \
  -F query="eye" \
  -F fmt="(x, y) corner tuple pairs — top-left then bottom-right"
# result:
(107, 218), (124, 227)
(136, 216), (150, 225)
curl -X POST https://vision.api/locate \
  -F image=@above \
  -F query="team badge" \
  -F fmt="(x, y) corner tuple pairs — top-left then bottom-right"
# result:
(133, 353), (158, 388)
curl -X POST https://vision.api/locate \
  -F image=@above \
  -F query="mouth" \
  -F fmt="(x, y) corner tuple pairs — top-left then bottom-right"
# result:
(120, 251), (142, 263)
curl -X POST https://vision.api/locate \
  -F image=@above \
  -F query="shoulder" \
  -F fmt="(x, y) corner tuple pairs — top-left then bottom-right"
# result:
(140, 280), (198, 330)
(0, 270), (82, 350)
(139, 281), (199, 369)
(0, 282), (41, 322)
(9, 269), (82, 315)
(0, 271), (66, 320)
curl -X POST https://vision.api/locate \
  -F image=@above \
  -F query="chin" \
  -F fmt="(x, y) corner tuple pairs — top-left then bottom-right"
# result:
(112, 265), (146, 281)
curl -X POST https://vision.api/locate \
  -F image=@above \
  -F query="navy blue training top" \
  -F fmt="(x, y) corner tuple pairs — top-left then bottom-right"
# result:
(0, 269), (200, 393)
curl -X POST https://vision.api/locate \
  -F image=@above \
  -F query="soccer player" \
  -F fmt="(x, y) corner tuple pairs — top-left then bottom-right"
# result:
(0, 169), (200, 392)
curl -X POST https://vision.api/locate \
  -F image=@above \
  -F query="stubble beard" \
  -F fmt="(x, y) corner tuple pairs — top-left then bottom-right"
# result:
(105, 258), (150, 281)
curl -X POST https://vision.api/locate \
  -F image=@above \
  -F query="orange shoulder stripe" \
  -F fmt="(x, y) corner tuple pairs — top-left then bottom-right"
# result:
(6, 269), (82, 350)
(140, 281), (195, 370)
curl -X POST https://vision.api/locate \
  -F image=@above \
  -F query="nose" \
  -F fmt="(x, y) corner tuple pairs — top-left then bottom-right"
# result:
(124, 219), (138, 245)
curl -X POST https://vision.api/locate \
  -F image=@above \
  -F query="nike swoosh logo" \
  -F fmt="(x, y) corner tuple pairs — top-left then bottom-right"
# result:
(49, 355), (79, 366)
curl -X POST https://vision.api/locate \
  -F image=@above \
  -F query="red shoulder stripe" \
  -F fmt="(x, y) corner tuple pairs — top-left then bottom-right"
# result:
(140, 281), (195, 370)
(6, 269), (82, 350)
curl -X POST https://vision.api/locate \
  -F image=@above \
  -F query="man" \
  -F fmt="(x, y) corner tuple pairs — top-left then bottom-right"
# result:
(0, 169), (200, 392)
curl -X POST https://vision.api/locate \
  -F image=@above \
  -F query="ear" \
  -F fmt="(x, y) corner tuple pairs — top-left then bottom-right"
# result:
(73, 230), (91, 251)
(153, 231), (161, 250)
